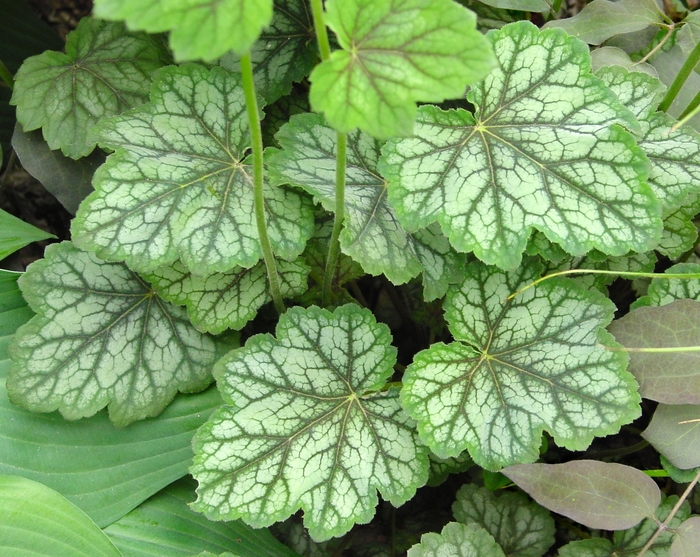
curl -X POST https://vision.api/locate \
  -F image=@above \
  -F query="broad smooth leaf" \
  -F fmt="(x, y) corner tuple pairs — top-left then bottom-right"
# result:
(608, 299), (700, 404)
(672, 517), (700, 557)
(0, 207), (54, 260)
(407, 522), (506, 557)
(503, 461), (661, 530)
(72, 64), (313, 275)
(191, 304), (429, 541)
(643, 404), (700, 470)
(381, 21), (660, 271)
(104, 479), (300, 557)
(0, 475), (121, 557)
(452, 484), (555, 557)
(7, 242), (227, 427)
(10, 17), (170, 158)
(400, 258), (640, 470)
(93, 0), (273, 61)
(309, 0), (496, 138)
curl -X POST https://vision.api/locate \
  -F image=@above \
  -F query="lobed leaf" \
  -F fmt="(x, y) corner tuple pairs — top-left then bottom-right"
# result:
(407, 522), (506, 557)
(658, 193), (700, 260)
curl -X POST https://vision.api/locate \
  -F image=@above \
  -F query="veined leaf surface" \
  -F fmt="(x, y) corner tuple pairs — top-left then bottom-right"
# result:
(191, 304), (429, 541)
(407, 522), (506, 557)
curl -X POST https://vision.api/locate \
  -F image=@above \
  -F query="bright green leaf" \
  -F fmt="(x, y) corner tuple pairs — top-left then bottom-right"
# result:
(407, 522), (506, 557)
(7, 242), (228, 427)
(308, 0), (496, 138)
(10, 17), (170, 158)
(643, 404), (700, 470)
(72, 64), (313, 275)
(502, 461), (661, 530)
(93, 0), (273, 61)
(0, 207), (54, 260)
(634, 262), (700, 309)
(191, 304), (429, 541)
(452, 484), (555, 557)
(657, 192), (700, 259)
(0, 475), (122, 557)
(381, 21), (660, 271)
(672, 517), (700, 557)
(400, 258), (640, 470)
(557, 538), (613, 557)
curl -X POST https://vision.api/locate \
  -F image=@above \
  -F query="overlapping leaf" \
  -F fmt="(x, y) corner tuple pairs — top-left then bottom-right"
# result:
(643, 404), (700, 470)
(381, 21), (661, 270)
(10, 17), (170, 158)
(309, 0), (496, 138)
(658, 193), (700, 259)
(72, 64), (313, 275)
(400, 258), (640, 470)
(0, 208), (54, 260)
(93, 0), (273, 61)
(191, 304), (429, 541)
(634, 262), (700, 309)
(407, 522), (506, 557)
(7, 242), (228, 427)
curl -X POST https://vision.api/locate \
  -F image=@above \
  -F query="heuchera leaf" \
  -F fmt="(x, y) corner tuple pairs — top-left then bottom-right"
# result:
(309, 0), (496, 138)
(643, 404), (700, 470)
(502, 461), (661, 530)
(71, 64), (313, 275)
(10, 17), (170, 158)
(633, 262), (700, 309)
(191, 304), (429, 541)
(452, 484), (555, 557)
(7, 242), (227, 427)
(657, 192), (700, 260)
(381, 21), (661, 271)
(407, 522), (506, 557)
(93, 0), (273, 61)
(400, 258), (640, 470)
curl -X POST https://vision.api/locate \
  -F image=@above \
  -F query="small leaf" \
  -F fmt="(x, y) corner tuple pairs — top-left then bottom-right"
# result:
(93, 0), (273, 61)
(634, 262), (700, 309)
(557, 538), (613, 557)
(643, 404), (700, 470)
(191, 304), (429, 541)
(658, 192), (700, 260)
(0, 207), (54, 260)
(475, 0), (550, 13)
(10, 17), (170, 158)
(7, 242), (228, 427)
(502, 461), (661, 530)
(427, 451), (473, 487)
(407, 522), (506, 557)
(671, 517), (700, 557)
(309, 0), (496, 138)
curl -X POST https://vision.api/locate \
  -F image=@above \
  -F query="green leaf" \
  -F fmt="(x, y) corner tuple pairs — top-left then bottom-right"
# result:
(0, 207), (54, 260)
(103, 479), (299, 557)
(7, 242), (228, 427)
(543, 0), (663, 45)
(219, 0), (317, 104)
(672, 517), (700, 557)
(308, 0), (496, 138)
(502, 461), (661, 530)
(407, 522), (506, 557)
(10, 17), (170, 159)
(452, 484), (555, 557)
(634, 262), (700, 309)
(72, 64), (313, 275)
(191, 304), (429, 541)
(145, 258), (310, 334)
(427, 451), (473, 487)
(643, 404), (700, 470)
(0, 475), (122, 557)
(381, 21), (660, 271)
(400, 258), (640, 470)
(590, 47), (659, 77)
(557, 538), (613, 557)
(473, 0), (550, 13)
(657, 192), (700, 259)
(93, 0), (273, 61)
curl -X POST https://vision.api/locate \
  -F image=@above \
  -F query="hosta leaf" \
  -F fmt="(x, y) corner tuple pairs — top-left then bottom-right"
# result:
(407, 522), (506, 557)
(10, 17), (170, 159)
(145, 258), (310, 334)
(381, 21), (660, 271)
(191, 304), (429, 541)
(308, 0), (496, 138)
(72, 64), (313, 275)
(643, 404), (700, 470)
(7, 242), (228, 427)
(400, 258), (640, 470)
(93, 0), (273, 61)
(452, 484), (555, 557)
(0, 207), (54, 260)
(503, 461), (661, 530)
(219, 0), (317, 104)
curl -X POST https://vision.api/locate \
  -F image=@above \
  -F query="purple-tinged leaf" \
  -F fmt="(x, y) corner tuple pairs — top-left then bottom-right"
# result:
(643, 404), (700, 470)
(671, 517), (700, 557)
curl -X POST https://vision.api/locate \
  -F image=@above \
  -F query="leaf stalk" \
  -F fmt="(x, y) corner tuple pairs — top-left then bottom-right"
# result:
(658, 38), (700, 113)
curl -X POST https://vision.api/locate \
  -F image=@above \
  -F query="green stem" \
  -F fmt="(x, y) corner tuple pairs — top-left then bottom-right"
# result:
(678, 88), (700, 121)
(240, 52), (285, 314)
(0, 59), (13, 89)
(658, 39), (700, 113)
(310, 0), (332, 61)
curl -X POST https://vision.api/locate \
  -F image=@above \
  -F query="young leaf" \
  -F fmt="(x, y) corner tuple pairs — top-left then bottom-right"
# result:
(643, 404), (700, 470)
(400, 258), (640, 470)
(452, 484), (555, 557)
(93, 0), (273, 61)
(502, 461), (661, 530)
(671, 517), (700, 557)
(7, 242), (227, 427)
(407, 522), (506, 557)
(308, 0), (496, 138)
(658, 192), (700, 260)
(0, 207), (54, 260)
(381, 21), (661, 271)
(634, 262), (700, 309)
(191, 304), (429, 541)
(72, 64), (313, 275)
(10, 17), (170, 159)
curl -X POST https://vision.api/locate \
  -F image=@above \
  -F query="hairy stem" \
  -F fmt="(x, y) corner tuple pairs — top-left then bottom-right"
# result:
(658, 39), (700, 113)
(240, 52), (285, 314)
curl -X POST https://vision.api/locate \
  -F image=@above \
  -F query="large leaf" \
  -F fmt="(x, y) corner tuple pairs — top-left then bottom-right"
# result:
(10, 17), (170, 158)
(0, 207), (54, 260)
(93, 0), (273, 61)
(502, 461), (661, 530)
(643, 404), (700, 470)
(7, 242), (228, 427)
(191, 304), (429, 541)
(308, 0), (496, 138)
(381, 21), (660, 271)
(400, 258), (640, 470)
(407, 522), (506, 557)
(72, 64), (313, 275)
